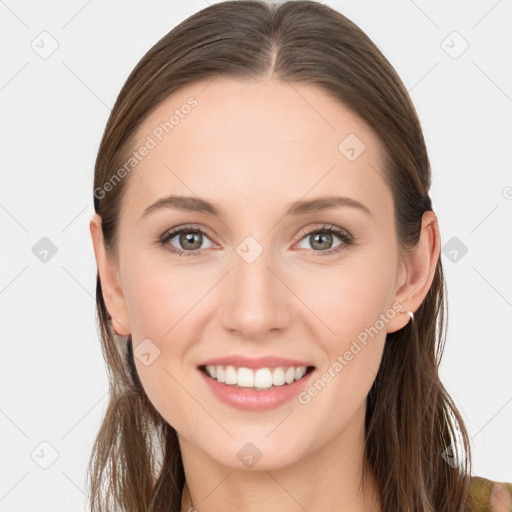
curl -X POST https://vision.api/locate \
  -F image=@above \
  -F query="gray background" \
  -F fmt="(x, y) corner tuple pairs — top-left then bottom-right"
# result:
(1, 0), (511, 510)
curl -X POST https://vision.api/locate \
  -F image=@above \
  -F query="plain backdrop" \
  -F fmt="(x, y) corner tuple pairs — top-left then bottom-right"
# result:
(1, 1), (511, 510)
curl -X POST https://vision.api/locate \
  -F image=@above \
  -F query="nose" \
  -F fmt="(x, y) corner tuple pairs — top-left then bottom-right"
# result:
(220, 242), (292, 340)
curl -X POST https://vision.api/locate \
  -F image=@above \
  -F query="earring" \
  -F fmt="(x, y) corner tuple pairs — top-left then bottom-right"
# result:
(400, 309), (414, 322)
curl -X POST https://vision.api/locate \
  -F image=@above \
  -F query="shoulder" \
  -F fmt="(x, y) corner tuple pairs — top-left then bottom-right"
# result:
(466, 475), (512, 512)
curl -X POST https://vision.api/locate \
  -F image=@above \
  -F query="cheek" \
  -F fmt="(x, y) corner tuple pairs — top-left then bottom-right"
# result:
(294, 261), (393, 435)
(295, 250), (397, 349)
(292, 248), (397, 414)
(121, 258), (212, 428)
(122, 253), (202, 341)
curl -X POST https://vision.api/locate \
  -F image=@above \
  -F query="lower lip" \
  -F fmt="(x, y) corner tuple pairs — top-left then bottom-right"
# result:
(199, 368), (315, 411)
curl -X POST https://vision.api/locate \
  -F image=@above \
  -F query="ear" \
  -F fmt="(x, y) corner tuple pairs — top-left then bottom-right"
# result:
(386, 210), (441, 334)
(89, 213), (131, 336)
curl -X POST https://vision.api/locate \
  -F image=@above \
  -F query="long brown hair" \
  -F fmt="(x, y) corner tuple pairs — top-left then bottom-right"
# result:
(88, 1), (472, 510)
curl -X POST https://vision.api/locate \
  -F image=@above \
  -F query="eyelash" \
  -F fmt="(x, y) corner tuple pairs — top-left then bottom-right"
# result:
(158, 224), (354, 258)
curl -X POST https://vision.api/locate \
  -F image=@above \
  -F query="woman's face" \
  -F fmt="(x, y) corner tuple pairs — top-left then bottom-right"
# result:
(93, 77), (420, 470)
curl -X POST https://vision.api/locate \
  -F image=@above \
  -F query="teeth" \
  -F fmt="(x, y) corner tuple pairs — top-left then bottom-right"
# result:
(295, 366), (306, 380)
(237, 367), (254, 387)
(254, 368), (272, 388)
(272, 367), (285, 386)
(285, 367), (295, 384)
(225, 365), (237, 385)
(204, 364), (309, 389)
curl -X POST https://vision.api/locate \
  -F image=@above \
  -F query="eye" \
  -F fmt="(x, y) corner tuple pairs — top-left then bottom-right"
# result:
(158, 223), (354, 257)
(159, 225), (215, 257)
(295, 224), (353, 256)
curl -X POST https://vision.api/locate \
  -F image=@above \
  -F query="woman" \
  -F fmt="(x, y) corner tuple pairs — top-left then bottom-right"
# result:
(88, 1), (512, 511)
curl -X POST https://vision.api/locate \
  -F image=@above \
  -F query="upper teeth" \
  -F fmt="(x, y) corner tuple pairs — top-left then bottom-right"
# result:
(205, 365), (308, 389)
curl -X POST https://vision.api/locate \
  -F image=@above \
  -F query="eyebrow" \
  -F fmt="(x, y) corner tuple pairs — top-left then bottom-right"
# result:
(140, 194), (372, 219)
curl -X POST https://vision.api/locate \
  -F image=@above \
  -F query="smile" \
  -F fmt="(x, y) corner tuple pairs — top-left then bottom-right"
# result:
(198, 363), (316, 411)
(202, 364), (313, 390)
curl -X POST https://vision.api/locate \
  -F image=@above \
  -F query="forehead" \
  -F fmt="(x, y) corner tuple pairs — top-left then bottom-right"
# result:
(122, 76), (392, 222)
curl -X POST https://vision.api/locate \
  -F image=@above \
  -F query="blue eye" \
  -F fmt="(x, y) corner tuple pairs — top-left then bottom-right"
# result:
(158, 224), (353, 257)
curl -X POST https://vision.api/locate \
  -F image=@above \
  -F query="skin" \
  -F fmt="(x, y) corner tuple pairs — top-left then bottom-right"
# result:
(90, 76), (440, 512)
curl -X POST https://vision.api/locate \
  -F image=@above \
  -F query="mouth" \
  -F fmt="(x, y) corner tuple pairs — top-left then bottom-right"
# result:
(199, 364), (316, 391)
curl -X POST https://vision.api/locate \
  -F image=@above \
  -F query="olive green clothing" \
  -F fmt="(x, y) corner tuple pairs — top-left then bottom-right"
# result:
(467, 475), (512, 512)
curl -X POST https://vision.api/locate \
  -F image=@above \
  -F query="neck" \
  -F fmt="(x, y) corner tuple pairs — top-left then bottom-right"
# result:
(179, 403), (382, 512)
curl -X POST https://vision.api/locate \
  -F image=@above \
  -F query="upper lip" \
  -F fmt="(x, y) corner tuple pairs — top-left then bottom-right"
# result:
(198, 355), (315, 370)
